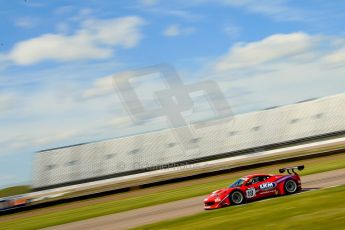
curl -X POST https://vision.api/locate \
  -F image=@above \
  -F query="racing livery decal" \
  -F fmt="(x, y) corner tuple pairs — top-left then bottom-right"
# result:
(246, 188), (256, 198)
(259, 182), (276, 190)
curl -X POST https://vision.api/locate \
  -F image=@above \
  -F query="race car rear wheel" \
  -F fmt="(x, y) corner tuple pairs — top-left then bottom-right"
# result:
(230, 191), (244, 205)
(284, 179), (298, 194)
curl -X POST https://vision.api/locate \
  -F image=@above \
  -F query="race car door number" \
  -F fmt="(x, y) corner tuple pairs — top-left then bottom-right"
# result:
(246, 188), (256, 198)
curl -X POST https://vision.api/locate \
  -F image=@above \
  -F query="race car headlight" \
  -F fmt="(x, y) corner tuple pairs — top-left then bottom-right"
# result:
(215, 198), (221, 203)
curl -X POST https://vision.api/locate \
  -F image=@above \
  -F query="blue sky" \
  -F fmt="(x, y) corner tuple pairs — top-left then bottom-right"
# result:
(1, 0), (345, 188)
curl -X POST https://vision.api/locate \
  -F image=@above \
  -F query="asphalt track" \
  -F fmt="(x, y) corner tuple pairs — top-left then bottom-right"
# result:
(46, 168), (345, 230)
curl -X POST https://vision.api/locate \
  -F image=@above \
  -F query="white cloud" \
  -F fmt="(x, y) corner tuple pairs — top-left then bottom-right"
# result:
(82, 71), (143, 99)
(108, 116), (132, 128)
(210, 32), (345, 113)
(82, 75), (114, 98)
(164, 24), (180, 37)
(0, 85), (121, 155)
(34, 129), (81, 146)
(82, 70), (166, 101)
(0, 93), (16, 112)
(8, 16), (145, 65)
(0, 53), (8, 67)
(186, 0), (307, 22)
(56, 22), (70, 33)
(9, 34), (111, 65)
(322, 48), (345, 68)
(227, 0), (307, 21)
(221, 0), (304, 20)
(215, 33), (317, 71)
(15, 17), (36, 29)
(70, 8), (94, 22)
(163, 24), (195, 37)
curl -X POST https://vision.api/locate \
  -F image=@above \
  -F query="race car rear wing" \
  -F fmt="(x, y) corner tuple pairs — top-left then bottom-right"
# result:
(279, 165), (304, 175)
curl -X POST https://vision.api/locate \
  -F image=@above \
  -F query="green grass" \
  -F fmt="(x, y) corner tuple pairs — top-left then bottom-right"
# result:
(298, 157), (345, 175)
(0, 186), (31, 198)
(134, 185), (345, 230)
(0, 154), (344, 230)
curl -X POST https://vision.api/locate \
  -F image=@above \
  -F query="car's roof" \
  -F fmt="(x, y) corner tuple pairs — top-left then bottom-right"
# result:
(244, 174), (273, 178)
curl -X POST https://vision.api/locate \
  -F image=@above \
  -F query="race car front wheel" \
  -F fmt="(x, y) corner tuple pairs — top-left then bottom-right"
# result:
(284, 179), (298, 194)
(230, 191), (244, 205)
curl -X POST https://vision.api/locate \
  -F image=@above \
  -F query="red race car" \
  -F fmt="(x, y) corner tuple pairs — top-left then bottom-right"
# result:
(204, 165), (304, 210)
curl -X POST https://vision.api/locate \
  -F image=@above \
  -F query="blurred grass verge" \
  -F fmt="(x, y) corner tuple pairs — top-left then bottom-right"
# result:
(134, 185), (345, 230)
(0, 153), (344, 230)
(0, 186), (31, 198)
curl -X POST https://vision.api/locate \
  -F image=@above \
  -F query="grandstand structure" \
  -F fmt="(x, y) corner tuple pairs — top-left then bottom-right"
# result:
(32, 93), (345, 190)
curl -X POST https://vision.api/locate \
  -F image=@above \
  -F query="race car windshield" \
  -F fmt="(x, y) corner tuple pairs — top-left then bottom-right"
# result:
(229, 178), (245, 188)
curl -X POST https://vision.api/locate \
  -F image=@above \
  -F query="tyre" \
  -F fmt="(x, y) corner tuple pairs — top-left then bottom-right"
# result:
(284, 179), (298, 194)
(229, 190), (245, 205)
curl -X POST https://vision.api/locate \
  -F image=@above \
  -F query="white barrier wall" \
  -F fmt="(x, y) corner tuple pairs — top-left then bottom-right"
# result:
(32, 93), (345, 188)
